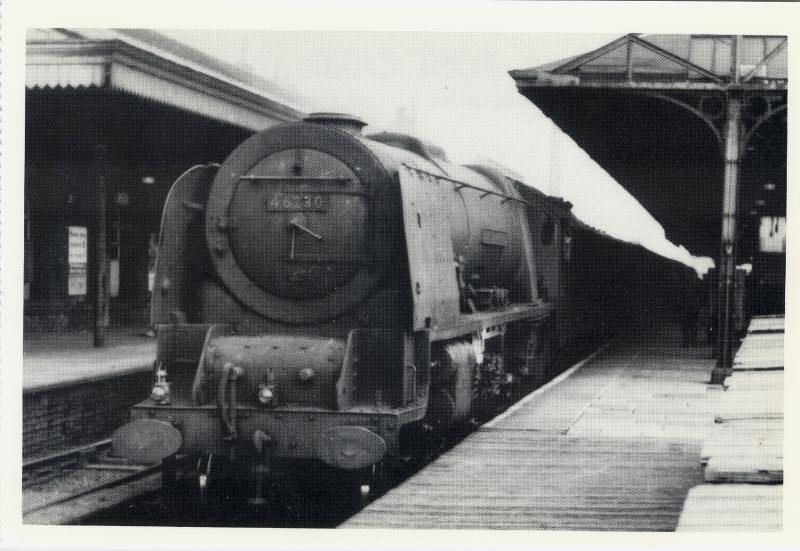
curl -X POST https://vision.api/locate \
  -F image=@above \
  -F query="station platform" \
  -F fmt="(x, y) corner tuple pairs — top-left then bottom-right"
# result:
(24, 328), (155, 392)
(23, 328), (155, 458)
(342, 324), (721, 531)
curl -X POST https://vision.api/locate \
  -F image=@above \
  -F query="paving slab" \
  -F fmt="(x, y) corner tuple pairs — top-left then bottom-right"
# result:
(677, 484), (782, 531)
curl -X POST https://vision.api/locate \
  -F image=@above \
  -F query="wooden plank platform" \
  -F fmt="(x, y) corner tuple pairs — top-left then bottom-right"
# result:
(747, 315), (785, 334)
(725, 370), (783, 392)
(713, 387), (784, 421)
(700, 418), (783, 465)
(704, 454), (783, 483)
(344, 433), (702, 530)
(678, 316), (784, 530)
(733, 332), (784, 370)
(676, 484), (782, 531)
(342, 326), (715, 531)
(704, 317), (784, 483)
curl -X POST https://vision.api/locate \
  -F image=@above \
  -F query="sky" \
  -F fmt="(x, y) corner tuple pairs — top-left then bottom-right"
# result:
(164, 30), (713, 274)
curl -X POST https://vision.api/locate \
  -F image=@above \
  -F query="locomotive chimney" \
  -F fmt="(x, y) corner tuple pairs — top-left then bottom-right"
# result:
(303, 112), (367, 135)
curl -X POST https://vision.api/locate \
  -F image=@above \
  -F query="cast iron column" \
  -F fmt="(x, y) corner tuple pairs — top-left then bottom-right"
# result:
(711, 95), (742, 383)
(93, 144), (110, 347)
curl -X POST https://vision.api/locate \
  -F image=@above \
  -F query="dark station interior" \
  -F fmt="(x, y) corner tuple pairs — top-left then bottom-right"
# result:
(25, 88), (252, 323)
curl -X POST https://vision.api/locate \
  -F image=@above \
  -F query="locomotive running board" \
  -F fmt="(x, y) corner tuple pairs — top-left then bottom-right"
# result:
(428, 302), (554, 342)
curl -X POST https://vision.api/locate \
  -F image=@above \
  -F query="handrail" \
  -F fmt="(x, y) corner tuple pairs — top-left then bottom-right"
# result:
(401, 164), (536, 209)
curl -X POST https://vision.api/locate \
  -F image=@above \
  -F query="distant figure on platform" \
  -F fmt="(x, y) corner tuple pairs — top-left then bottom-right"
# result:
(679, 269), (702, 347)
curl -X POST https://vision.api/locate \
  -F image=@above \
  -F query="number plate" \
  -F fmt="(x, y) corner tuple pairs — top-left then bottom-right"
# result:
(267, 192), (330, 212)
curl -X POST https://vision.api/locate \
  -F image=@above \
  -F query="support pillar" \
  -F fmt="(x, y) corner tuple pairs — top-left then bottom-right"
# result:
(711, 95), (742, 383)
(93, 144), (110, 347)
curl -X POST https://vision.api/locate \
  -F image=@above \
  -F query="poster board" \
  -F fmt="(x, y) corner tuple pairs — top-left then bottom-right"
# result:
(66, 225), (87, 296)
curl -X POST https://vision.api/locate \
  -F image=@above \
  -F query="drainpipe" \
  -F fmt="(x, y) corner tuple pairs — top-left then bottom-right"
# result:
(93, 143), (110, 347)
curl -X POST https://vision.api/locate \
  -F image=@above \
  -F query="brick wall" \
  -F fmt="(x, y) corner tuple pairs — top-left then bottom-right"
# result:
(23, 372), (152, 459)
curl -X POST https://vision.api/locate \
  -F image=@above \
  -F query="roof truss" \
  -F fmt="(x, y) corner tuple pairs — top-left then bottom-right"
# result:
(553, 33), (725, 83)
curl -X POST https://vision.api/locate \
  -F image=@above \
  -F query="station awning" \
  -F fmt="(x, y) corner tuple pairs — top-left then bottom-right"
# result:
(509, 34), (787, 258)
(26, 28), (305, 131)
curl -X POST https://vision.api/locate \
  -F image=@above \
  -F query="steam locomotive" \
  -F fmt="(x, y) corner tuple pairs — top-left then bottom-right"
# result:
(113, 113), (678, 498)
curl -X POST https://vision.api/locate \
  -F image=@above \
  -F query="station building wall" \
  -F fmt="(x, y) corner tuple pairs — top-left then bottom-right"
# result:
(24, 88), (258, 331)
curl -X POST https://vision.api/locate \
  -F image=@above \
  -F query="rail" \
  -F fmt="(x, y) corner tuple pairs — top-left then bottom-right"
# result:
(23, 438), (114, 487)
(23, 438), (162, 524)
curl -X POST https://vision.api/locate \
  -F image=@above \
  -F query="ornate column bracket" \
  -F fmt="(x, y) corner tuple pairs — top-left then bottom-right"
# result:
(641, 90), (786, 154)
(741, 93), (787, 150)
(646, 92), (726, 146)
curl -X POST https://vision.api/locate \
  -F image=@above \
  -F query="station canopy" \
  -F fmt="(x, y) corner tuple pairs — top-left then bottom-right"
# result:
(510, 34), (787, 259)
(26, 28), (305, 130)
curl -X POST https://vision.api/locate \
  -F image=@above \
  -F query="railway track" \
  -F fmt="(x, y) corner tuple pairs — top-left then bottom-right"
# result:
(22, 439), (366, 527)
(23, 439), (162, 525)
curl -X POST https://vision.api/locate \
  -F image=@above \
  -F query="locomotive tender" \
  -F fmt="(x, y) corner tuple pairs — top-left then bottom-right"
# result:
(113, 113), (655, 490)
